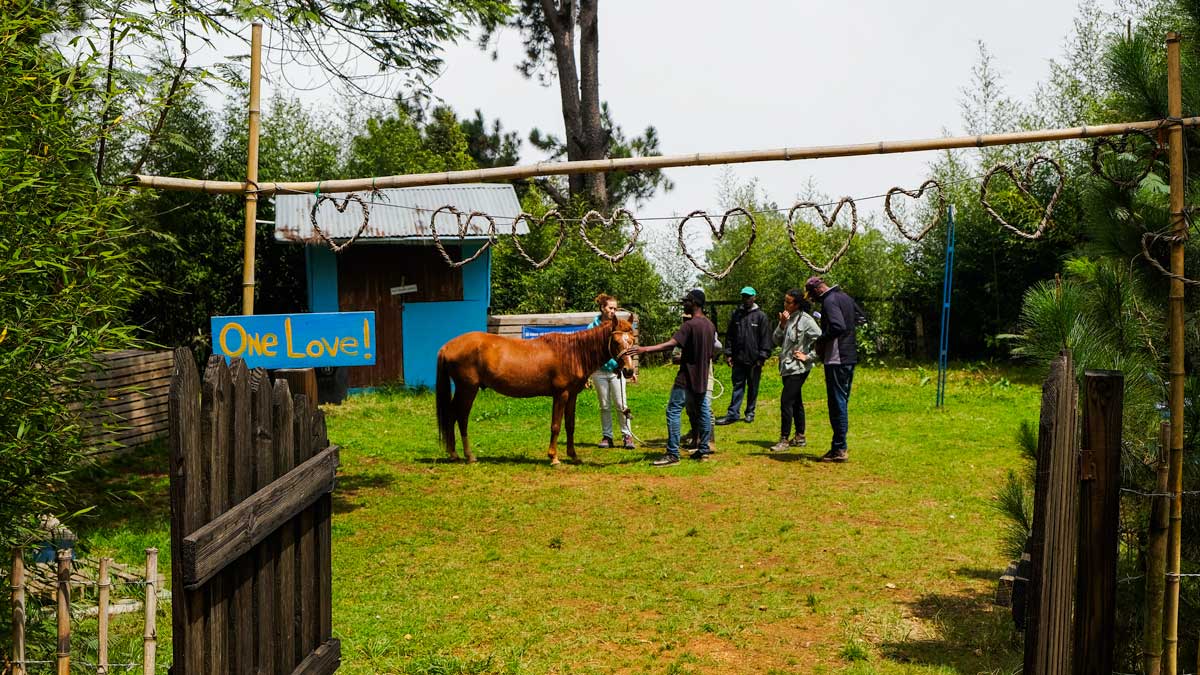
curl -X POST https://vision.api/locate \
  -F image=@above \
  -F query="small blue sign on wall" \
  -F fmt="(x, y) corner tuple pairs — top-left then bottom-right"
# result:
(211, 312), (376, 369)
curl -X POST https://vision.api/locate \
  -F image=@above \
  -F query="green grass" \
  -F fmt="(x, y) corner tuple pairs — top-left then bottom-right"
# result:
(66, 361), (1040, 674)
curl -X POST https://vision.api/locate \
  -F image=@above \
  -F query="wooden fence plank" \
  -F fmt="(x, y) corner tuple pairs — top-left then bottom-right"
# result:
(272, 380), (298, 673)
(294, 395), (318, 661)
(201, 356), (232, 675)
(1023, 351), (1078, 675)
(168, 347), (205, 675)
(251, 369), (276, 675)
(179, 446), (339, 589)
(289, 638), (341, 675)
(13, 549), (26, 675)
(313, 412), (333, 644)
(228, 360), (254, 675)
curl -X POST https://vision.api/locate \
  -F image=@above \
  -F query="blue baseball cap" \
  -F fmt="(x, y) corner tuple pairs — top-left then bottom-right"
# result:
(740, 286), (756, 296)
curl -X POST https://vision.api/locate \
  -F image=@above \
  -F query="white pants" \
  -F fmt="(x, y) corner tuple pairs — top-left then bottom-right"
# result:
(592, 370), (631, 439)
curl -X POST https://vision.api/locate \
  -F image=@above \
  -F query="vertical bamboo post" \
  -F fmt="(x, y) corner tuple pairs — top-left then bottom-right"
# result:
(12, 549), (26, 675)
(1164, 31), (1186, 675)
(241, 22), (263, 314)
(55, 549), (70, 675)
(98, 558), (111, 675)
(1145, 422), (1171, 675)
(143, 548), (158, 675)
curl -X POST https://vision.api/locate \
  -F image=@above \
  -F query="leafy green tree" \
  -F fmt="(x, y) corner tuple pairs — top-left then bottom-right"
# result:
(0, 0), (143, 549)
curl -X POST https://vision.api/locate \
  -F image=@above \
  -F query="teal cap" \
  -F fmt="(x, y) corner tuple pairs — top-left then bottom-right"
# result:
(740, 286), (756, 296)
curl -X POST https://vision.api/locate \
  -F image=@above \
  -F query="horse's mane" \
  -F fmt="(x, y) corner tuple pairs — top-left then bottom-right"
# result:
(538, 319), (629, 374)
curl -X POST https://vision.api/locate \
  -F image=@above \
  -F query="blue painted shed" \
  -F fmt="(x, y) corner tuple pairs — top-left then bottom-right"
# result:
(274, 184), (525, 388)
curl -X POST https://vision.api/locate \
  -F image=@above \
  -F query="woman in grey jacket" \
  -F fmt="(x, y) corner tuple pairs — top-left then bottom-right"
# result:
(771, 289), (822, 452)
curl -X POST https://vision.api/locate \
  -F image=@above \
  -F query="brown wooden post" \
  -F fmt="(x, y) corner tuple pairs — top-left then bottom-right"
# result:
(251, 368), (277, 675)
(272, 379), (297, 672)
(1144, 422), (1171, 675)
(1023, 351), (1078, 675)
(228, 359), (254, 674)
(143, 548), (157, 675)
(274, 369), (318, 414)
(1074, 370), (1124, 675)
(241, 22), (262, 314)
(201, 356), (231, 674)
(56, 549), (70, 675)
(294, 394), (318, 661)
(12, 549), (26, 675)
(98, 557), (111, 675)
(1164, 31), (1188, 675)
(168, 346), (204, 675)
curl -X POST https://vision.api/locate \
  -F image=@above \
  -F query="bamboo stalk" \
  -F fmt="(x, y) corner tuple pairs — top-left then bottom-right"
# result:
(1164, 32), (1186, 675)
(241, 22), (263, 314)
(98, 558), (110, 675)
(1145, 422), (1171, 675)
(12, 549), (26, 675)
(143, 548), (158, 675)
(56, 549), (70, 675)
(126, 115), (1200, 196)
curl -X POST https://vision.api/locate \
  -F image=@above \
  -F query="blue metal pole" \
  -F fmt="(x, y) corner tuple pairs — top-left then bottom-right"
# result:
(936, 205), (956, 408)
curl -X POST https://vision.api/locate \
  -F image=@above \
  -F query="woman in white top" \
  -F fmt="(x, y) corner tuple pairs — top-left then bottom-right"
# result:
(588, 293), (635, 449)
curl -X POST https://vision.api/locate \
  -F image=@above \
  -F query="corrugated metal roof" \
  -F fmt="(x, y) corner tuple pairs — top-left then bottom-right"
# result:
(273, 183), (526, 243)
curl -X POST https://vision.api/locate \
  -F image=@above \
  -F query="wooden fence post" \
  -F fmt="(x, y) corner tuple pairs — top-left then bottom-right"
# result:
(1074, 370), (1124, 675)
(143, 548), (158, 675)
(1145, 423), (1171, 675)
(1023, 351), (1079, 675)
(98, 557), (111, 675)
(56, 549), (71, 675)
(12, 549), (26, 675)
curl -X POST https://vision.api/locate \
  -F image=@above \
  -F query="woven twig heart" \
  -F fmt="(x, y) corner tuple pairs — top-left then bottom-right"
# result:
(1141, 230), (1200, 286)
(309, 192), (373, 253)
(785, 197), (858, 274)
(884, 180), (945, 242)
(676, 208), (756, 280)
(430, 205), (496, 269)
(980, 155), (1064, 241)
(509, 211), (566, 270)
(1091, 129), (1161, 189)
(579, 208), (642, 264)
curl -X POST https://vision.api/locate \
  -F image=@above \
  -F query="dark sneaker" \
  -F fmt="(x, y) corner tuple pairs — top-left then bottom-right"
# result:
(622, 434), (636, 449)
(598, 437), (613, 449)
(790, 434), (807, 447)
(769, 439), (790, 453)
(651, 454), (680, 467)
(714, 416), (738, 426)
(818, 449), (848, 463)
(743, 416), (755, 424)
(689, 450), (713, 461)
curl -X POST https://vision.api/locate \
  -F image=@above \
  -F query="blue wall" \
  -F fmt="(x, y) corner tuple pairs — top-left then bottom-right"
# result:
(305, 242), (489, 388)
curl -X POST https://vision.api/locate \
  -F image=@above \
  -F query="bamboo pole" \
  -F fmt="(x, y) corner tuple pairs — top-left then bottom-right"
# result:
(1164, 31), (1186, 675)
(12, 549), (25, 675)
(55, 549), (70, 675)
(241, 22), (263, 314)
(143, 548), (158, 675)
(127, 116), (1200, 196)
(98, 558), (110, 675)
(1146, 422), (1171, 675)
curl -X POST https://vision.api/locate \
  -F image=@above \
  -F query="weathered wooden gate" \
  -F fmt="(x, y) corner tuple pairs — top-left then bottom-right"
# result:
(168, 349), (340, 674)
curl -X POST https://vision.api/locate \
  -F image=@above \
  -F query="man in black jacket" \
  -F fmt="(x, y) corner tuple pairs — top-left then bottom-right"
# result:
(716, 286), (773, 425)
(806, 276), (858, 462)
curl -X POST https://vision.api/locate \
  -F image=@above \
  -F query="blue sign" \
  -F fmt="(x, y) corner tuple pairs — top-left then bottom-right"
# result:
(521, 324), (588, 339)
(211, 312), (376, 369)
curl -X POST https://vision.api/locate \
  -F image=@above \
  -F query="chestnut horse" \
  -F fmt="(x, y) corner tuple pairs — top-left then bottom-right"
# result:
(436, 317), (636, 465)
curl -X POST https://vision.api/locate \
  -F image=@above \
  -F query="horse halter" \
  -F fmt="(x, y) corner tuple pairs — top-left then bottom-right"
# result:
(609, 330), (634, 360)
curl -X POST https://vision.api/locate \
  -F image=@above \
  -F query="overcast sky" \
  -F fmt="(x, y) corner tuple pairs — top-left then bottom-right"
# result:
(251, 1), (1119, 254)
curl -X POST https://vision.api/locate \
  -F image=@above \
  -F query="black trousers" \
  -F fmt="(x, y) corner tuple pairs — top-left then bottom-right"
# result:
(780, 371), (810, 439)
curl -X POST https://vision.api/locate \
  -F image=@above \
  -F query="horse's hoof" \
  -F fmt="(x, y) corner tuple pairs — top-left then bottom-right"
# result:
(550, 458), (561, 466)
(466, 456), (478, 464)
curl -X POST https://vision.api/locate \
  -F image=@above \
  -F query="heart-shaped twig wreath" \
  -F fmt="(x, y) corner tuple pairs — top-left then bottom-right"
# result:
(785, 197), (858, 274)
(509, 211), (567, 270)
(579, 208), (642, 264)
(677, 208), (757, 280)
(980, 155), (1065, 241)
(1091, 129), (1162, 189)
(309, 192), (376, 253)
(884, 180), (945, 242)
(1141, 230), (1200, 286)
(429, 205), (496, 269)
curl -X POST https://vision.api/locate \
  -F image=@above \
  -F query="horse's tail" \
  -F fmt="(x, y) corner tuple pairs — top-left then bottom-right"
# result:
(435, 349), (455, 454)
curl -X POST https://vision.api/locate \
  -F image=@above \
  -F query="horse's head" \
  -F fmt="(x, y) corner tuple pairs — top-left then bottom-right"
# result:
(609, 318), (637, 378)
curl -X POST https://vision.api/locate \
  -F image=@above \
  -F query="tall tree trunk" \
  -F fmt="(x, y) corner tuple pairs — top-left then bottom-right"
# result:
(577, 0), (607, 209)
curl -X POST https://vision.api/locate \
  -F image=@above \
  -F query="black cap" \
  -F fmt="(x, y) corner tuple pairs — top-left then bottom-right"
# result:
(682, 288), (706, 307)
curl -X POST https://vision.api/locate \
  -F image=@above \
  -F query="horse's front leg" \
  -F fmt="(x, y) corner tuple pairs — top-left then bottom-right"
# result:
(565, 390), (579, 463)
(548, 391), (568, 466)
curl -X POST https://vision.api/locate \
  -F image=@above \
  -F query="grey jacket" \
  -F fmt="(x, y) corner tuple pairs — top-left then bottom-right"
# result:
(773, 311), (822, 376)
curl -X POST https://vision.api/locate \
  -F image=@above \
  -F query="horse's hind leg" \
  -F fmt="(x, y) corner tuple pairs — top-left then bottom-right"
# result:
(455, 384), (480, 463)
(548, 391), (568, 466)
(564, 391), (580, 463)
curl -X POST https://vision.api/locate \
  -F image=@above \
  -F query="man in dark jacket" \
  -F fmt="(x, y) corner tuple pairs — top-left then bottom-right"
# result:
(716, 286), (773, 425)
(806, 276), (858, 462)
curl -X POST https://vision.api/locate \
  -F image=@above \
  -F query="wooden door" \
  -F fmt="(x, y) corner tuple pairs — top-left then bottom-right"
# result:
(337, 245), (463, 387)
